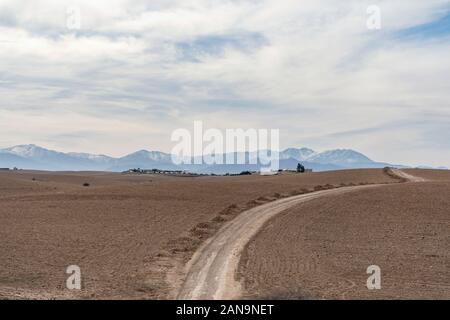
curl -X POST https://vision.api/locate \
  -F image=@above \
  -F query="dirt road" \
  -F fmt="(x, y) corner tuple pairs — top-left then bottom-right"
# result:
(177, 184), (386, 299)
(176, 169), (422, 300)
(390, 168), (427, 182)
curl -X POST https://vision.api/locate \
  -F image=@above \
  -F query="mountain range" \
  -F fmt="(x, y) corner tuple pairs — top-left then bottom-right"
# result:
(0, 144), (438, 174)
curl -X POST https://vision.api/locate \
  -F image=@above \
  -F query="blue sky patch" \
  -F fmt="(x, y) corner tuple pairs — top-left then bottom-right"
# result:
(176, 32), (267, 61)
(396, 10), (450, 40)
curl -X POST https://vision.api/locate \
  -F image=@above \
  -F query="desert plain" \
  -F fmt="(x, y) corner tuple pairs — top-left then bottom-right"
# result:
(0, 168), (448, 299)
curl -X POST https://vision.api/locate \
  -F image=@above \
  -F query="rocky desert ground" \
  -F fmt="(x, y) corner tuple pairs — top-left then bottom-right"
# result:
(0, 168), (448, 299)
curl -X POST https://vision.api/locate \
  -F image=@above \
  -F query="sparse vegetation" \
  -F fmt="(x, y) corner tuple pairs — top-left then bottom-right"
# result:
(297, 163), (305, 173)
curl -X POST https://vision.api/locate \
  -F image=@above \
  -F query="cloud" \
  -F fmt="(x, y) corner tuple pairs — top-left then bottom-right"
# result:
(0, 0), (449, 166)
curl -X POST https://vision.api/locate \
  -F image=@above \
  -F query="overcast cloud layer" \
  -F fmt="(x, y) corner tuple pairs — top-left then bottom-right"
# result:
(0, 0), (449, 167)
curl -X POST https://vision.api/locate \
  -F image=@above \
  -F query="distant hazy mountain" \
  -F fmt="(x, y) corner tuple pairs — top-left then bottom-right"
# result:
(0, 144), (434, 173)
(280, 148), (316, 161)
(5, 144), (62, 159)
(119, 150), (173, 163)
(2, 144), (113, 171)
(0, 149), (40, 168)
(306, 149), (371, 165)
(67, 152), (113, 163)
(109, 150), (177, 172)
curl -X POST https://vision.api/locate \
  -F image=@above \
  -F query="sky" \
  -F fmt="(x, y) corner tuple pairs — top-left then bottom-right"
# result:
(0, 0), (449, 167)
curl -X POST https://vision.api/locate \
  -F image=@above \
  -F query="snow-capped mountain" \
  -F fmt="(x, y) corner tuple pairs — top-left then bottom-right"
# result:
(280, 148), (316, 161)
(119, 150), (172, 163)
(2, 145), (114, 171)
(107, 150), (177, 171)
(5, 144), (64, 160)
(0, 149), (40, 168)
(281, 148), (397, 169)
(67, 152), (113, 162)
(306, 149), (373, 166)
(0, 144), (415, 172)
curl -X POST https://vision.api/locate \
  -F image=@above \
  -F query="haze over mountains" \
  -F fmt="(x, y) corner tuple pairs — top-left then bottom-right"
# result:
(0, 144), (442, 174)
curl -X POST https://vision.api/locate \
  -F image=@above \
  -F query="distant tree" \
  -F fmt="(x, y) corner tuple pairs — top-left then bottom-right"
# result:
(297, 163), (305, 173)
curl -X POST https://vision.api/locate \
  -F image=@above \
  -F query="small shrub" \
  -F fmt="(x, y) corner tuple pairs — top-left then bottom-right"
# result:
(195, 222), (211, 229)
(212, 215), (226, 222)
(220, 204), (239, 215)
(83, 182), (90, 187)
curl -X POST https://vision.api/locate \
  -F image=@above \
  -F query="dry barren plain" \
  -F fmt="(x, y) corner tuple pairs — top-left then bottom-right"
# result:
(239, 170), (450, 299)
(0, 169), (397, 299)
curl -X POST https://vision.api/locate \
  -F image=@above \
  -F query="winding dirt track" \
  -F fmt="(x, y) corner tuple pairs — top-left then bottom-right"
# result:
(177, 169), (422, 300)
(390, 168), (426, 182)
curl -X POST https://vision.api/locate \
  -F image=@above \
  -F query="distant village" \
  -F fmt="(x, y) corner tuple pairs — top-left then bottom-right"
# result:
(0, 167), (18, 171)
(124, 163), (312, 177)
(1, 164), (313, 176)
